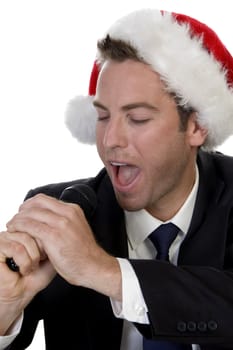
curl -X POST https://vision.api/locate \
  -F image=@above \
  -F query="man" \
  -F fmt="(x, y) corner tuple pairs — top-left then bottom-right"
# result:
(0, 8), (233, 350)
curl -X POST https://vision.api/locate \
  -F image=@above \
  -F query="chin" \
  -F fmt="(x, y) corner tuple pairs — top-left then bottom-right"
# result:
(115, 194), (145, 212)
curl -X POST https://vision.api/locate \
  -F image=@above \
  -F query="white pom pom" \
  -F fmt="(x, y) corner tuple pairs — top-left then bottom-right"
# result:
(65, 95), (97, 144)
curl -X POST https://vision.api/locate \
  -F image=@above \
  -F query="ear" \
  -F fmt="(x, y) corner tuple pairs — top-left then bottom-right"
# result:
(186, 113), (208, 147)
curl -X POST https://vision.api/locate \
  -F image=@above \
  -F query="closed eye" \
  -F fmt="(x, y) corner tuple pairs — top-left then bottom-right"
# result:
(97, 115), (110, 122)
(130, 118), (151, 124)
(127, 114), (151, 125)
(95, 108), (110, 122)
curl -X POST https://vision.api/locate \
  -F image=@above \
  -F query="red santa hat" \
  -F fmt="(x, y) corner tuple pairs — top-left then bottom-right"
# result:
(65, 9), (233, 150)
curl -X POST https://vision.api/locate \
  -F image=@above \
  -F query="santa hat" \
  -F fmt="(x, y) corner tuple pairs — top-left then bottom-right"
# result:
(65, 9), (233, 149)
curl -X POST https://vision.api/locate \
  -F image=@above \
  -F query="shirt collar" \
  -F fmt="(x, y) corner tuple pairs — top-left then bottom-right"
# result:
(125, 165), (199, 250)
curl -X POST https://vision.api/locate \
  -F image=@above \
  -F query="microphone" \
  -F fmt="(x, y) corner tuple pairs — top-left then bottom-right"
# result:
(60, 184), (97, 221)
(6, 184), (97, 272)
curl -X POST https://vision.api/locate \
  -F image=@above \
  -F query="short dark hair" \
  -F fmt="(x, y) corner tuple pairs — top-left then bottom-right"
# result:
(97, 35), (195, 130)
(97, 35), (142, 62)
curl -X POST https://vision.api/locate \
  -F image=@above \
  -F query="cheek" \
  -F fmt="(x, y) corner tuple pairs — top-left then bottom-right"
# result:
(134, 130), (159, 157)
(139, 132), (186, 174)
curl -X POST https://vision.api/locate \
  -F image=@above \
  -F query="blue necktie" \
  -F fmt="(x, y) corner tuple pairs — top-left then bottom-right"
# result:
(143, 223), (191, 350)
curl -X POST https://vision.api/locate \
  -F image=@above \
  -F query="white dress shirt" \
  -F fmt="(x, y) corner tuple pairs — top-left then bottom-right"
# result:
(0, 314), (23, 349)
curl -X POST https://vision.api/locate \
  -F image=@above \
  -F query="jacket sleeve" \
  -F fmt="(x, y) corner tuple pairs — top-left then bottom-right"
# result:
(130, 258), (233, 346)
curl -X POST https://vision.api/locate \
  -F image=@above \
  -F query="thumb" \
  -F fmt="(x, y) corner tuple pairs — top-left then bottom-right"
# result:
(27, 260), (56, 293)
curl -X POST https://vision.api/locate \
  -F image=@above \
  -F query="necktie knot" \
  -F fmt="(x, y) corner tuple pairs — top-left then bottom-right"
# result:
(149, 223), (179, 261)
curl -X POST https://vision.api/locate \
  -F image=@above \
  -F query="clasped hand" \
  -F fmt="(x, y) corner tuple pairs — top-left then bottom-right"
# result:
(5, 193), (103, 285)
(0, 194), (121, 335)
(0, 193), (121, 300)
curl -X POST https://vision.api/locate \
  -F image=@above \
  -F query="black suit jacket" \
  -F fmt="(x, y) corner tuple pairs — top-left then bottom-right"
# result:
(7, 150), (233, 349)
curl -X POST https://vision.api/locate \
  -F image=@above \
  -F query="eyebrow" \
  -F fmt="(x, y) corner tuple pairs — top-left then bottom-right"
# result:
(93, 100), (159, 112)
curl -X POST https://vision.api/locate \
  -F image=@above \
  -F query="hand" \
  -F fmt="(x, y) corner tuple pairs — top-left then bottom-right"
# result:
(7, 194), (122, 300)
(0, 230), (55, 335)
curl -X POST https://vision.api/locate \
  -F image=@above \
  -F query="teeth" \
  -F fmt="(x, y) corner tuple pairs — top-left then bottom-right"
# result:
(111, 162), (127, 166)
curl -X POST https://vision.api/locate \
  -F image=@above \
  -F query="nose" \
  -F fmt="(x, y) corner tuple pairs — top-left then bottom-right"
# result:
(103, 116), (128, 149)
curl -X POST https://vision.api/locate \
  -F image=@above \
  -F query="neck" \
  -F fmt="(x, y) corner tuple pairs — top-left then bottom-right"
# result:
(147, 164), (197, 221)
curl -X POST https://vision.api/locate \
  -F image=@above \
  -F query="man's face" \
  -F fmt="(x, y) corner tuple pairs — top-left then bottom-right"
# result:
(94, 59), (206, 220)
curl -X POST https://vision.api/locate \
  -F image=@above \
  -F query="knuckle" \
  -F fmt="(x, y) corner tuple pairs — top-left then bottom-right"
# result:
(56, 204), (83, 229)
(62, 203), (82, 221)
(32, 193), (47, 203)
(17, 232), (29, 242)
(68, 203), (84, 218)
(10, 240), (25, 255)
(24, 193), (47, 208)
(32, 253), (40, 266)
(34, 222), (47, 237)
(57, 215), (70, 229)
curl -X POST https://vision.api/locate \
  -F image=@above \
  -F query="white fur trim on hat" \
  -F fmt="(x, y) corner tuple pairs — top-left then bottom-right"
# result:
(65, 9), (233, 150)
(65, 95), (97, 144)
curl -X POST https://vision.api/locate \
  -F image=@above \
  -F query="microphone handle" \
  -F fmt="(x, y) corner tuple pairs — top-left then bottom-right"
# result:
(5, 257), (20, 272)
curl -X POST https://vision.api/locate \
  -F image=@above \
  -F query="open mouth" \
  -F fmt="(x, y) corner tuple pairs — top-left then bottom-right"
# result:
(110, 162), (141, 187)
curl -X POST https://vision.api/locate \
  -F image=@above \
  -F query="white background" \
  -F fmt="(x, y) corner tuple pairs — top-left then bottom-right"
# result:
(0, 0), (232, 348)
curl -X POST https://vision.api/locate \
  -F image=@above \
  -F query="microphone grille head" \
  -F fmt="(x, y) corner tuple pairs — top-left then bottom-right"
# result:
(60, 184), (97, 220)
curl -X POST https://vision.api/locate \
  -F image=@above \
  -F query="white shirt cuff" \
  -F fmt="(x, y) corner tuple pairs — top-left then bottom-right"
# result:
(110, 258), (149, 324)
(0, 313), (23, 349)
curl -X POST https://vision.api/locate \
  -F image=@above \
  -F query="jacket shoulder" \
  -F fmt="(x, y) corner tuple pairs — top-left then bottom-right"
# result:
(199, 150), (233, 176)
(198, 150), (233, 205)
(24, 168), (107, 201)
(204, 151), (233, 180)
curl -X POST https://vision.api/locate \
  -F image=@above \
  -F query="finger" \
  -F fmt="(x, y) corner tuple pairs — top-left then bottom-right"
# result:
(7, 203), (56, 232)
(19, 193), (84, 219)
(19, 193), (56, 211)
(0, 232), (42, 275)
(5, 226), (47, 263)
(6, 214), (57, 254)
(6, 204), (85, 244)
(25, 259), (56, 293)
(5, 231), (44, 264)
(8, 196), (84, 228)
